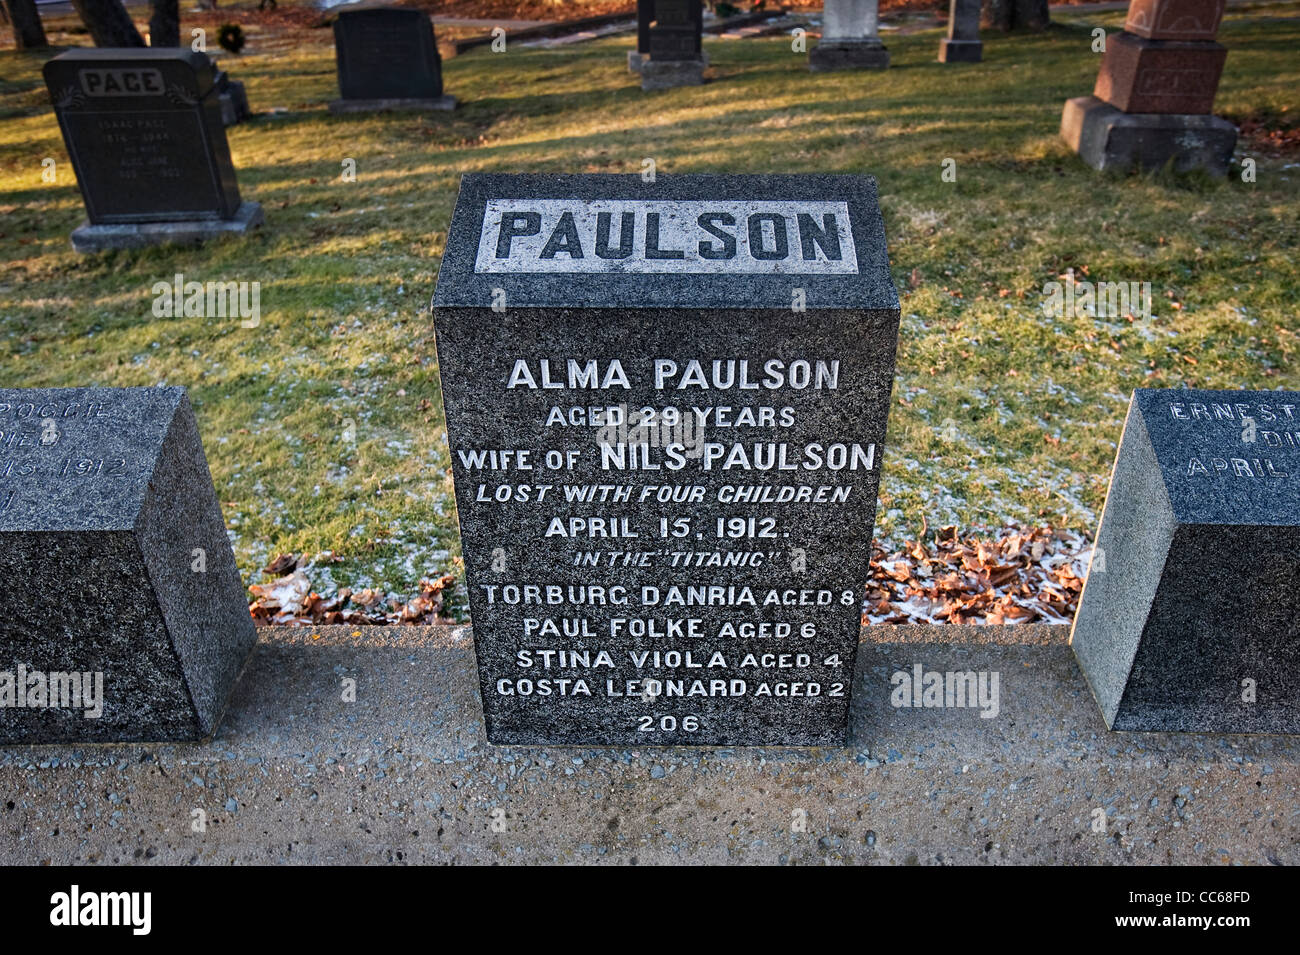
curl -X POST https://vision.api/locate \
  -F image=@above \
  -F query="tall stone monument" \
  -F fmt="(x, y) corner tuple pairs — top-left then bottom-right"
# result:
(42, 49), (263, 253)
(432, 173), (901, 746)
(330, 6), (456, 113)
(1071, 388), (1300, 733)
(810, 0), (890, 72)
(639, 0), (706, 90)
(1061, 0), (1236, 175)
(0, 387), (257, 743)
(939, 0), (983, 63)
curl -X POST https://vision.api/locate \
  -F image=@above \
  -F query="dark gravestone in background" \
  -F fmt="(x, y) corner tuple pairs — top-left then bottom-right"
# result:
(42, 49), (261, 252)
(433, 173), (901, 746)
(0, 387), (257, 743)
(1071, 389), (1300, 733)
(629, 0), (654, 70)
(331, 7), (455, 111)
(640, 0), (706, 88)
(939, 0), (984, 62)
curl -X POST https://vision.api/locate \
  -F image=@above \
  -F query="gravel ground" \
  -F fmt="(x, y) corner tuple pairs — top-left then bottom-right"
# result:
(0, 624), (1295, 865)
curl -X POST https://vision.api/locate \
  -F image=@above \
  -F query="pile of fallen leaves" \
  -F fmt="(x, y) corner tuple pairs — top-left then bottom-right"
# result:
(248, 553), (456, 626)
(866, 525), (1092, 626)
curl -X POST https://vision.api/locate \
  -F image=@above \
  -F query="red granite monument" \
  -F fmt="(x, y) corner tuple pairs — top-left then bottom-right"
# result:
(1061, 0), (1236, 175)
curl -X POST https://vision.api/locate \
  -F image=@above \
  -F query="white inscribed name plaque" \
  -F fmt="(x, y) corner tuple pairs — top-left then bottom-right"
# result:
(474, 199), (860, 275)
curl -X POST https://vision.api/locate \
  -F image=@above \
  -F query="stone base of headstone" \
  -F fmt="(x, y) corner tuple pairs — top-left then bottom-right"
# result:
(628, 50), (645, 71)
(328, 96), (458, 114)
(639, 57), (706, 90)
(1060, 95), (1236, 176)
(70, 201), (265, 254)
(808, 39), (890, 71)
(938, 38), (983, 62)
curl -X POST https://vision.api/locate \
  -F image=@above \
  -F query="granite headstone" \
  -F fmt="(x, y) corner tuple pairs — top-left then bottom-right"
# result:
(432, 173), (901, 746)
(810, 0), (890, 71)
(629, 0), (653, 71)
(1071, 388), (1300, 733)
(42, 49), (263, 253)
(1061, 0), (1236, 174)
(639, 0), (706, 90)
(939, 0), (983, 63)
(330, 7), (456, 113)
(0, 387), (257, 743)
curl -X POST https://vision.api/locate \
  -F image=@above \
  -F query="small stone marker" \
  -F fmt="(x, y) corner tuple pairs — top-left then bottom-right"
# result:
(0, 387), (257, 743)
(433, 173), (901, 746)
(1071, 388), (1300, 733)
(639, 0), (706, 90)
(1061, 0), (1235, 175)
(810, 0), (890, 71)
(330, 6), (456, 113)
(938, 0), (983, 63)
(43, 49), (263, 254)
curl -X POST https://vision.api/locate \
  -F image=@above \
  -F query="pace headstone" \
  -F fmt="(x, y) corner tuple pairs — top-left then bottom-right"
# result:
(330, 6), (456, 113)
(1071, 388), (1300, 733)
(433, 173), (901, 746)
(42, 49), (263, 254)
(639, 0), (706, 90)
(810, 0), (890, 72)
(1060, 0), (1235, 175)
(938, 0), (983, 63)
(0, 387), (257, 743)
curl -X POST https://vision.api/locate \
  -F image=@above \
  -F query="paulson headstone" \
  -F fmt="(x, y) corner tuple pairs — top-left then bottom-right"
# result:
(1071, 388), (1300, 733)
(639, 0), (706, 90)
(1061, 0), (1235, 175)
(433, 173), (901, 746)
(330, 6), (456, 113)
(939, 0), (983, 62)
(0, 387), (257, 743)
(43, 49), (263, 253)
(810, 0), (890, 71)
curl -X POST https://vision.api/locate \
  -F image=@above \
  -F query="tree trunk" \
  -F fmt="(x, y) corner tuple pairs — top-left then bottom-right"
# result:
(4, 0), (48, 49)
(149, 0), (180, 46)
(71, 0), (146, 47)
(982, 0), (1050, 31)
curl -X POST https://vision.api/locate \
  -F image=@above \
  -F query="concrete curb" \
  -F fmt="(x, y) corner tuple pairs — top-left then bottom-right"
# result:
(1, 624), (1294, 864)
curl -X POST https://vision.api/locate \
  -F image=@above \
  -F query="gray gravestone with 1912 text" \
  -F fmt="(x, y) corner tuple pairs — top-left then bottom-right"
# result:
(0, 387), (257, 743)
(1071, 388), (1300, 733)
(433, 173), (901, 746)
(42, 49), (263, 253)
(330, 7), (456, 113)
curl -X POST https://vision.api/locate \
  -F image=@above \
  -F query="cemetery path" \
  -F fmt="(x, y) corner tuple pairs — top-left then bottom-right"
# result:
(0, 624), (1295, 865)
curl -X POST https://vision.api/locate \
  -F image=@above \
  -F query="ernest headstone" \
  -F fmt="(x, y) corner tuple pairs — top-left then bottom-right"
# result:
(43, 49), (263, 253)
(330, 6), (456, 113)
(810, 0), (890, 72)
(0, 387), (257, 743)
(938, 0), (983, 63)
(1060, 0), (1235, 175)
(1071, 388), (1300, 733)
(432, 173), (901, 746)
(640, 0), (706, 90)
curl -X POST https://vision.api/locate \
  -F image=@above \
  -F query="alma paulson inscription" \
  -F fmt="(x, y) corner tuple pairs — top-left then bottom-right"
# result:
(433, 174), (901, 746)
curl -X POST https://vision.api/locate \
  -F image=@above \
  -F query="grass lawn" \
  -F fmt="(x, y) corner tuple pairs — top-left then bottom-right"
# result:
(1, 6), (1297, 615)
